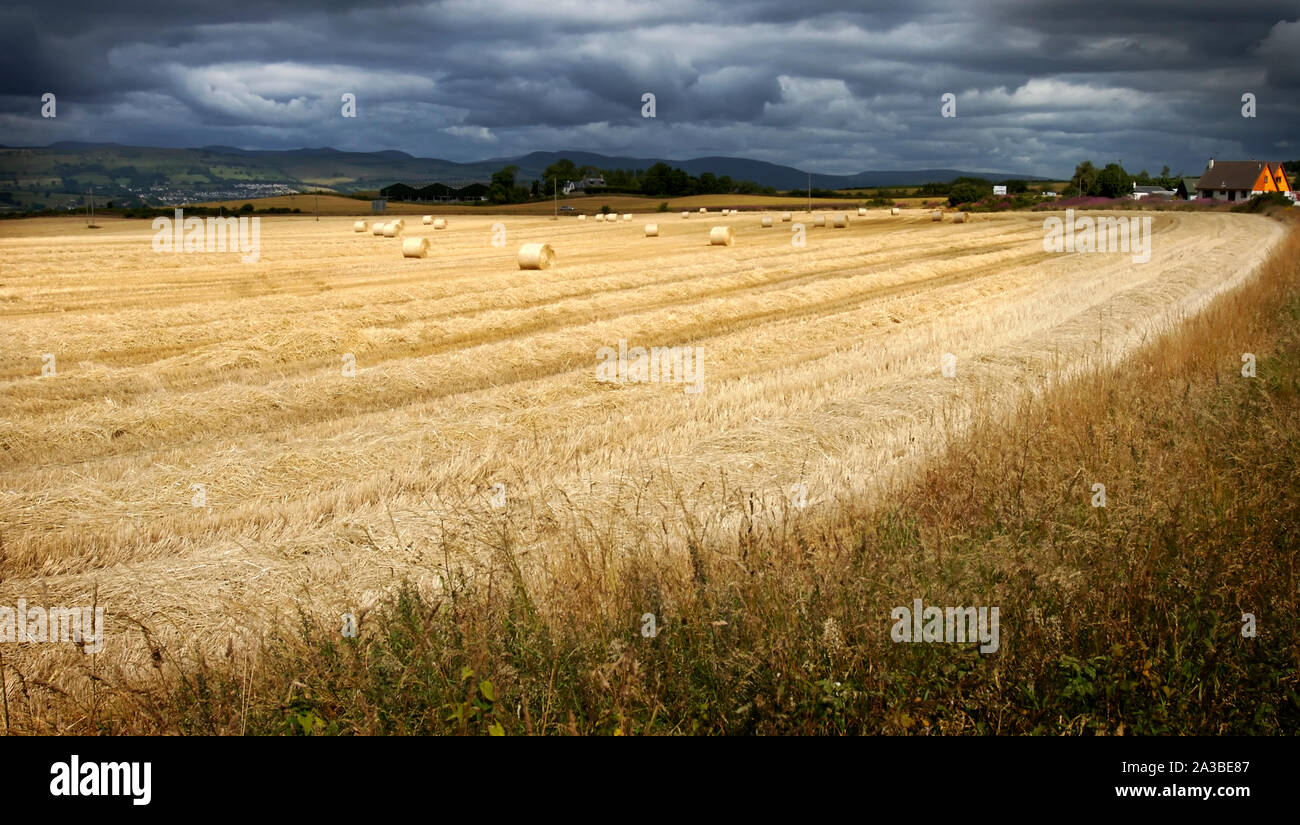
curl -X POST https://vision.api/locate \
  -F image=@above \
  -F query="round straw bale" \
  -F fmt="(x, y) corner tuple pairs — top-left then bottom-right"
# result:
(699, 207), (707, 213)
(709, 226), (735, 246)
(891, 207), (901, 215)
(595, 213), (605, 222)
(578, 214), (586, 221)
(433, 218), (447, 230)
(644, 224), (659, 237)
(383, 221), (404, 237)
(857, 207), (867, 216)
(517, 243), (555, 270)
(622, 213), (632, 221)
(931, 210), (943, 221)
(832, 214), (847, 228)
(371, 222), (385, 235)
(953, 212), (970, 223)
(781, 212), (792, 221)
(813, 214), (826, 227)
(353, 220), (367, 232)
(401, 237), (430, 258)
(761, 216), (773, 227)
(681, 211), (690, 218)
(422, 215), (433, 225)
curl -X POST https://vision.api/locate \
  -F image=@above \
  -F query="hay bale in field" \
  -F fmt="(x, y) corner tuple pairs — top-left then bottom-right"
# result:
(699, 207), (707, 213)
(623, 213), (632, 221)
(371, 222), (386, 235)
(813, 214), (826, 227)
(422, 215), (433, 225)
(858, 207), (867, 216)
(709, 226), (735, 246)
(953, 212), (970, 223)
(401, 237), (430, 258)
(595, 213), (605, 222)
(890, 207), (901, 216)
(832, 214), (848, 228)
(383, 221), (404, 237)
(781, 212), (792, 222)
(353, 220), (368, 232)
(931, 210), (943, 222)
(578, 214), (586, 221)
(681, 211), (690, 218)
(517, 242), (555, 270)
(761, 216), (773, 227)
(433, 218), (447, 230)
(645, 224), (659, 237)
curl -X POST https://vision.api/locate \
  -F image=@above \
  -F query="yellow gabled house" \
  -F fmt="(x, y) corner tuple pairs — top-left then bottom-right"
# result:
(1195, 158), (1294, 202)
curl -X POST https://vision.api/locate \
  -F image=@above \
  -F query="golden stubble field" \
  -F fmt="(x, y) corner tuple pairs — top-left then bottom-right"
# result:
(0, 208), (1284, 681)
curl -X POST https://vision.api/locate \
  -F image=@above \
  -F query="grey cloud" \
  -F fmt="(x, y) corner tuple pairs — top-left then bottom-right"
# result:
(1, 0), (1297, 177)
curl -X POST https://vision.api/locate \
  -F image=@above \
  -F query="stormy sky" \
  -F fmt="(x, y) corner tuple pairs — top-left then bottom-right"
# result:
(1, 0), (1297, 178)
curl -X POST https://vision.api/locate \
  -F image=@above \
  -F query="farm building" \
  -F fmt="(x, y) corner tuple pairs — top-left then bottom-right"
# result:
(1194, 159), (1293, 202)
(415, 182), (456, 201)
(1132, 183), (1175, 200)
(379, 182), (417, 201)
(379, 181), (490, 202)
(457, 182), (489, 201)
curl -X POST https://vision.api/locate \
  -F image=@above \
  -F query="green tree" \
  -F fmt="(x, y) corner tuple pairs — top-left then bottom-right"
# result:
(1073, 161), (1098, 196)
(489, 165), (519, 204)
(641, 162), (675, 197)
(1096, 163), (1131, 198)
(947, 177), (992, 206)
(542, 158), (579, 185)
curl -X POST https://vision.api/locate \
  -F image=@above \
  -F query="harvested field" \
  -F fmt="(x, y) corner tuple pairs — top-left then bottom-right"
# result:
(0, 209), (1284, 681)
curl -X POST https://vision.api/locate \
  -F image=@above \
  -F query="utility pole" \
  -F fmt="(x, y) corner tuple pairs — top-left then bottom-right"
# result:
(807, 170), (811, 212)
(87, 185), (96, 228)
(553, 177), (558, 219)
(314, 192), (319, 221)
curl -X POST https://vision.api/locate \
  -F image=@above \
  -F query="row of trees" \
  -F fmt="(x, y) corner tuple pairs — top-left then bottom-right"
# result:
(1068, 161), (1198, 198)
(534, 158), (775, 198)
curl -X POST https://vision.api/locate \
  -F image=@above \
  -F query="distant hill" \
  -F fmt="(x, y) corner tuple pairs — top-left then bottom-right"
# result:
(480, 150), (1046, 189)
(0, 142), (1050, 208)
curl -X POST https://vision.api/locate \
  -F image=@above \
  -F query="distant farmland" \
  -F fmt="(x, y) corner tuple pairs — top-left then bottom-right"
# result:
(188, 192), (883, 215)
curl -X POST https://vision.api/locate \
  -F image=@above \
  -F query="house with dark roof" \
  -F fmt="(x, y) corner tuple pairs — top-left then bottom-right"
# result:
(1195, 158), (1292, 202)
(1174, 177), (1201, 200)
(561, 176), (606, 195)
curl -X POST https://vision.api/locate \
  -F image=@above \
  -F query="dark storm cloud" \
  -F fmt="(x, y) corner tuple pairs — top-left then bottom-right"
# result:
(0, 0), (1296, 177)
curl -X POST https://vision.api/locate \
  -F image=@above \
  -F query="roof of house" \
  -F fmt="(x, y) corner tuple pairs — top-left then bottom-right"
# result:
(1196, 161), (1275, 190)
(1178, 177), (1201, 190)
(1134, 185), (1174, 194)
(1274, 164), (1293, 190)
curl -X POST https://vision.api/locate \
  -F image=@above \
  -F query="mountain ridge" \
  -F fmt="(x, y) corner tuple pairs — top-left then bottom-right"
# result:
(0, 142), (1053, 207)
